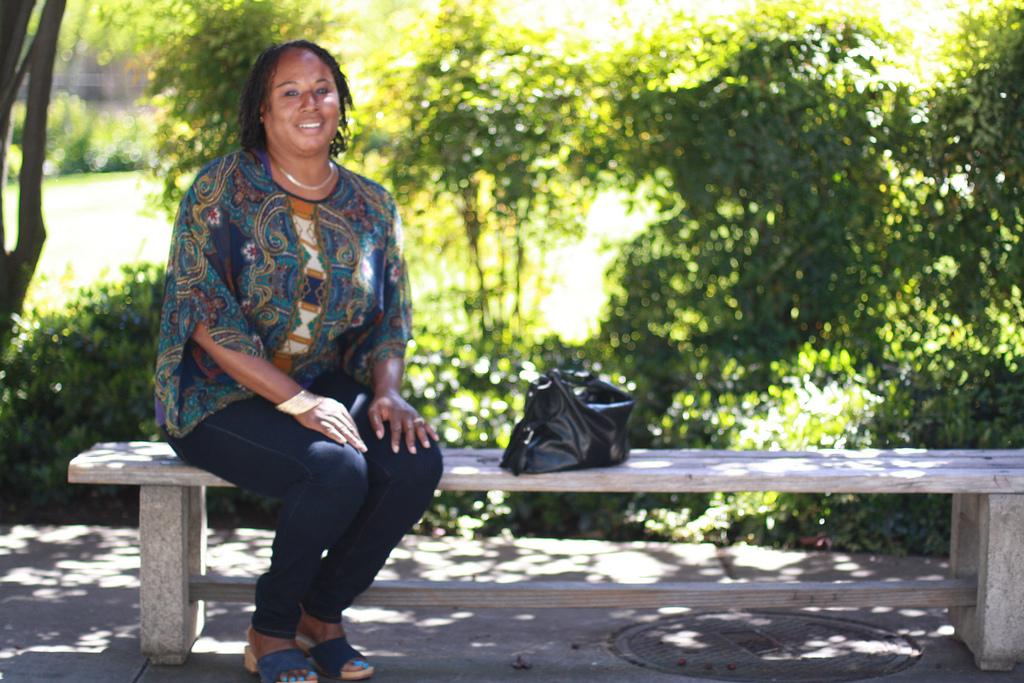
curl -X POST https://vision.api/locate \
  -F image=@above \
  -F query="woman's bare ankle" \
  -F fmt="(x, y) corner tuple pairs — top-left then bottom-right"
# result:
(297, 611), (346, 643)
(248, 626), (297, 657)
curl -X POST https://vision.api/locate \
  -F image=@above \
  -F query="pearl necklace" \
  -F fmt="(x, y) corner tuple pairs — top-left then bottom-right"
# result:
(278, 161), (336, 191)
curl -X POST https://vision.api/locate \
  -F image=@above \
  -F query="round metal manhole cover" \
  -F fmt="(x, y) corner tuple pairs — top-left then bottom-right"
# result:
(609, 611), (921, 682)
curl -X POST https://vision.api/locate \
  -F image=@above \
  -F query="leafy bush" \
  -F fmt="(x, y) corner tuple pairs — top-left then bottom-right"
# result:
(0, 264), (164, 513)
(3, 2), (1020, 559)
(0, 263), (276, 521)
(404, 333), (675, 541)
(408, 337), (953, 556)
(0, 267), (980, 555)
(9, 93), (157, 177)
(372, 1), (601, 341)
(630, 344), (953, 555)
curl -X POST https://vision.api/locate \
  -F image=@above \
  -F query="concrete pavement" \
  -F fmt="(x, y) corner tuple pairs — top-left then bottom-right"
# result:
(1, 524), (1021, 682)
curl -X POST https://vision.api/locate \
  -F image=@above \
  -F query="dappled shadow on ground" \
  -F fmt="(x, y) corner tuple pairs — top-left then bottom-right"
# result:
(1, 525), (1021, 681)
(0, 525), (146, 681)
(153, 530), (1024, 680)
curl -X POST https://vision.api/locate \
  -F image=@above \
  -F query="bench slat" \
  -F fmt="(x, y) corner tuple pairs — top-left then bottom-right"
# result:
(189, 574), (976, 609)
(69, 442), (1024, 494)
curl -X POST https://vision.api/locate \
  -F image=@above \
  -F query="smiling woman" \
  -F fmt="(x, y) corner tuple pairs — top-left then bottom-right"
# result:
(262, 56), (338, 189)
(239, 42), (352, 198)
(153, 40), (444, 683)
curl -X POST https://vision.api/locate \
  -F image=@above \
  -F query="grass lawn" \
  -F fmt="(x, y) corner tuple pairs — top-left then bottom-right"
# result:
(2, 171), (171, 310)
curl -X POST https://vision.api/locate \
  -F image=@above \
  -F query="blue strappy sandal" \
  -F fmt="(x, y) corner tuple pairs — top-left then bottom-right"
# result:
(296, 633), (375, 681)
(243, 645), (318, 683)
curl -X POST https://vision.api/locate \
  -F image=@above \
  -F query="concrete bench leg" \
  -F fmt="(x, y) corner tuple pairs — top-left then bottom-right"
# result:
(139, 485), (207, 665)
(950, 493), (1024, 671)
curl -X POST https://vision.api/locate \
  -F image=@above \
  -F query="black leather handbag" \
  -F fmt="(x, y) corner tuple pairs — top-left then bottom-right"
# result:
(500, 369), (636, 475)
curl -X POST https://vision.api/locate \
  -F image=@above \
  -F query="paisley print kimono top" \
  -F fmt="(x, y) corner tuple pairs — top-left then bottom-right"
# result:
(155, 150), (412, 437)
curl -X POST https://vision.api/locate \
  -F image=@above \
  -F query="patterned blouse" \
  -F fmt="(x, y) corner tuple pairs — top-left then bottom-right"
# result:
(155, 149), (412, 438)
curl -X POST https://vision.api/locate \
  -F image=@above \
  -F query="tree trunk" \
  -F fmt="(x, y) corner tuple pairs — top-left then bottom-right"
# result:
(459, 184), (491, 337)
(0, 0), (66, 335)
(511, 195), (534, 339)
(512, 214), (523, 338)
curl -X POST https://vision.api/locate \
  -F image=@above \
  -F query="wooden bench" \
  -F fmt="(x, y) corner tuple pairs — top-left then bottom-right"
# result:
(68, 443), (1024, 670)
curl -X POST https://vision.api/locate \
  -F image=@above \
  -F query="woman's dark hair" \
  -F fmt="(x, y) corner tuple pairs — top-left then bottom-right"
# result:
(238, 40), (354, 157)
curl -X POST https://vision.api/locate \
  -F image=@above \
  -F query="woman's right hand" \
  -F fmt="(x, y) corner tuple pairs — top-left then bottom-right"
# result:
(295, 396), (368, 452)
(188, 324), (367, 451)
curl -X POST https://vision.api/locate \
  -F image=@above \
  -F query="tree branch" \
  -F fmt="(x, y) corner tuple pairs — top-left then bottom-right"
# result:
(0, 1), (36, 116)
(0, 0), (39, 262)
(6, 0), (65, 319)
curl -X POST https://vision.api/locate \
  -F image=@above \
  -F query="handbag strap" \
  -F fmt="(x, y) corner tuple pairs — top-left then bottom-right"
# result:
(549, 368), (593, 385)
(550, 368), (633, 404)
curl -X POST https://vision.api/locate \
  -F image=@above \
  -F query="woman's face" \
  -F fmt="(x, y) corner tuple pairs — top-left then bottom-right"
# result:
(261, 48), (340, 159)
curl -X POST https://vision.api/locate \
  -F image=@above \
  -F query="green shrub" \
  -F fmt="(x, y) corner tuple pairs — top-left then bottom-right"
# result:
(0, 264), (164, 512)
(406, 337), (957, 556)
(0, 263), (275, 521)
(405, 333), (660, 540)
(9, 93), (156, 177)
(0, 269), (983, 555)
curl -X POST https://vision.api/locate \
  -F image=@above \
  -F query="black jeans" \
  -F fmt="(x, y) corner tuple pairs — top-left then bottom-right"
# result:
(165, 370), (443, 639)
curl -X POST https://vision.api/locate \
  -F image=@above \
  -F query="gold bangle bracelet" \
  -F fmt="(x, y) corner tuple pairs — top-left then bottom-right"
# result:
(275, 389), (324, 416)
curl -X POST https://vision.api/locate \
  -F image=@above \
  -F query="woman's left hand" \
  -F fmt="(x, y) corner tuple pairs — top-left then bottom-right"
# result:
(367, 389), (439, 454)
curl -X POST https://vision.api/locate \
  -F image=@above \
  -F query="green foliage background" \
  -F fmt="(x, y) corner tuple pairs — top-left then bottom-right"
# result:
(8, 94), (156, 177)
(2, 0), (1022, 557)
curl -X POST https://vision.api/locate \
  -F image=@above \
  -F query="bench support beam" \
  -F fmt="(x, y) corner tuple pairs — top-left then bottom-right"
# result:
(950, 493), (1024, 671)
(190, 574), (976, 610)
(139, 485), (207, 665)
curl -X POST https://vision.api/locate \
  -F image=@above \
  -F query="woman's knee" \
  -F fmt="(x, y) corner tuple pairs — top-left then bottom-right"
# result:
(392, 441), (444, 495)
(304, 440), (369, 494)
(420, 442), (445, 488)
